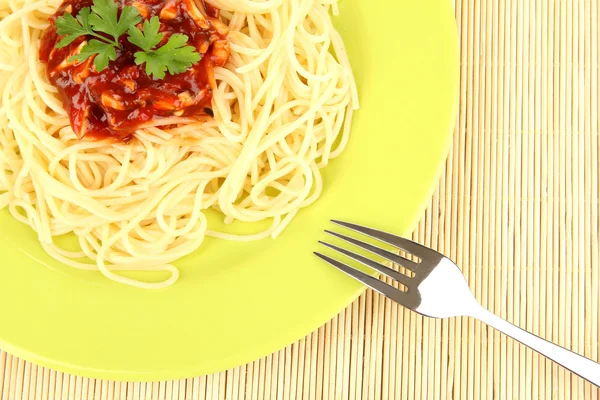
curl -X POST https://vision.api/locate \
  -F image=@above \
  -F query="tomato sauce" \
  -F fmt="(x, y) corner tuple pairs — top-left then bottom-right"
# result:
(39, 0), (229, 141)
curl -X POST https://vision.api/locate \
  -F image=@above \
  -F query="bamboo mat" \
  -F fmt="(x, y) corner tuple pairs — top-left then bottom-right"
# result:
(1, 0), (600, 398)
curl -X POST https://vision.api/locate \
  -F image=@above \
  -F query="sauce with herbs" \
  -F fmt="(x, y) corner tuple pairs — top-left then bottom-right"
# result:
(39, 0), (229, 141)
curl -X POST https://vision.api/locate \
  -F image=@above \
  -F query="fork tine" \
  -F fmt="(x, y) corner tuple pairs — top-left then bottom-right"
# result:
(319, 241), (412, 285)
(331, 220), (438, 259)
(324, 230), (419, 271)
(314, 252), (408, 304)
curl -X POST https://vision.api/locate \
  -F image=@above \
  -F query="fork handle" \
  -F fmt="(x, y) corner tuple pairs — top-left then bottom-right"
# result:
(471, 306), (600, 386)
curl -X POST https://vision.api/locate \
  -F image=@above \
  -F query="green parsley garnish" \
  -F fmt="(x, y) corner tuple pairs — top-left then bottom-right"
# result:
(55, 0), (201, 78)
(128, 17), (201, 79)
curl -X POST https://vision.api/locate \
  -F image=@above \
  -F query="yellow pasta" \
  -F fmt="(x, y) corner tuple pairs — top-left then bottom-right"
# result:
(0, 0), (358, 288)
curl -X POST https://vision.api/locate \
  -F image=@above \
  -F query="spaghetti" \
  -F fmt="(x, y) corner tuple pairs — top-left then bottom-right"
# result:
(0, 0), (358, 288)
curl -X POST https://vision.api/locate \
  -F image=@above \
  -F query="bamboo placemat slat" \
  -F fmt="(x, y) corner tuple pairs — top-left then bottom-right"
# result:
(1, 0), (599, 398)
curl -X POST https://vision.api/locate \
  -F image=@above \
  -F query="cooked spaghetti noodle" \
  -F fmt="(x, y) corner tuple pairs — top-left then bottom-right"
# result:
(0, 0), (358, 288)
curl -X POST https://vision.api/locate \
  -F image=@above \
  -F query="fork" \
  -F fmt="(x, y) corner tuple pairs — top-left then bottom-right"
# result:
(315, 220), (600, 387)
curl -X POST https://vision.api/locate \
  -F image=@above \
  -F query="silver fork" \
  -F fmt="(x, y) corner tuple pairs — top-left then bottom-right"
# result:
(315, 220), (600, 387)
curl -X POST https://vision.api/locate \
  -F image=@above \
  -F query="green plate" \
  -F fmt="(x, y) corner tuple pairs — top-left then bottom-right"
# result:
(0, 0), (458, 380)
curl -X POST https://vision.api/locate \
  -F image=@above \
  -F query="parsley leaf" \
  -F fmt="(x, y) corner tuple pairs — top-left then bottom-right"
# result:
(133, 51), (167, 79)
(76, 7), (93, 31)
(88, 0), (141, 43)
(69, 39), (118, 71)
(133, 33), (201, 79)
(56, 7), (93, 47)
(155, 34), (202, 74)
(127, 16), (163, 52)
